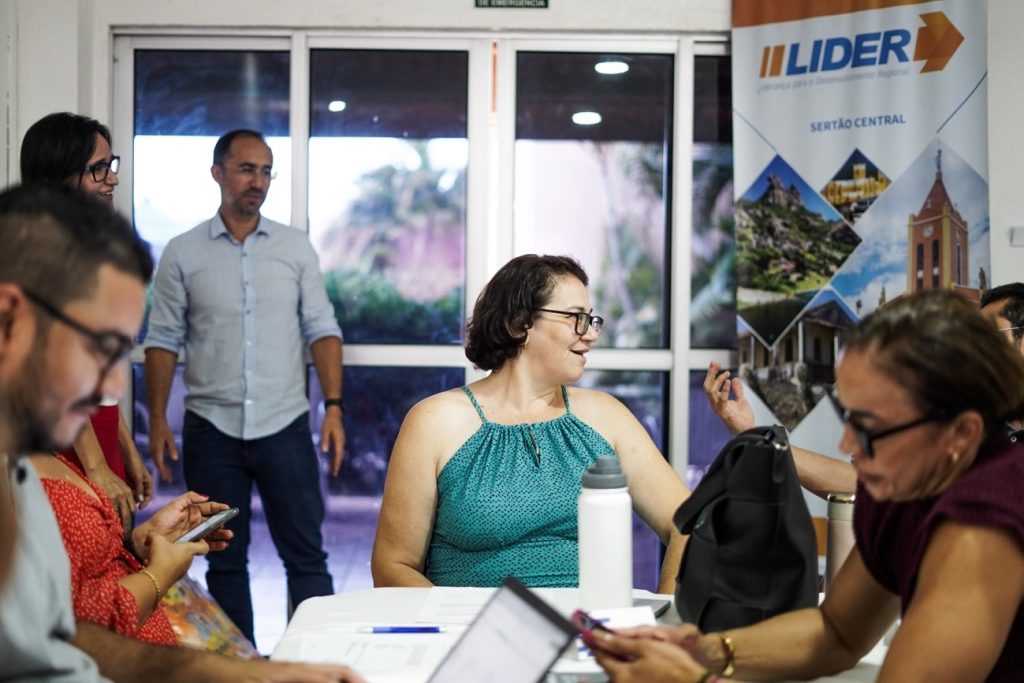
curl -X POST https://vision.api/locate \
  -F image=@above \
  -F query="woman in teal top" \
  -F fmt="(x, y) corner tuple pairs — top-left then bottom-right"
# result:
(372, 255), (690, 590)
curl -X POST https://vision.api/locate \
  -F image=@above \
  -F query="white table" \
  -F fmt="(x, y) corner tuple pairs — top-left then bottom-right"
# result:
(271, 587), (884, 682)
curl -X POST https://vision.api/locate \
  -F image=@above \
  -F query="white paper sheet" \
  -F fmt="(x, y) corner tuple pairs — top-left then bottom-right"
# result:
(296, 632), (456, 675)
(414, 587), (496, 624)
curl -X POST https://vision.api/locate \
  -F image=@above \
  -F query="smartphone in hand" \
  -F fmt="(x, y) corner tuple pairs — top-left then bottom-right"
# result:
(571, 609), (615, 640)
(174, 507), (239, 544)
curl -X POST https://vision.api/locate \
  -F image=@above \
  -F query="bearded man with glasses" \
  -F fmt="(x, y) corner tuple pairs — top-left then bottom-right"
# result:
(143, 129), (345, 647)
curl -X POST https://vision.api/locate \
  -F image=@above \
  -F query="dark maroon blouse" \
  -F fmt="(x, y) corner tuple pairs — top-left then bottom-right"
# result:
(854, 437), (1024, 681)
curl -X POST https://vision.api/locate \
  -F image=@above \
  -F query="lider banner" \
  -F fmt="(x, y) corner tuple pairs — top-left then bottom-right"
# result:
(730, 0), (988, 433)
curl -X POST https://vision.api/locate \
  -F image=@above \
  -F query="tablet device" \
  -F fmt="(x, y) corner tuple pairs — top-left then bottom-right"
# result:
(633, 597), (672, 618)
(174, 507), (239, 544)
(428, 577), (577, 683)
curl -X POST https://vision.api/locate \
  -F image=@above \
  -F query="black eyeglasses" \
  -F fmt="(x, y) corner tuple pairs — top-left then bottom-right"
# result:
(83, 156), (120, 183)
(23, 289), (134, 379)
(534, 308), (604, 335)
(826, 388), (947, 458)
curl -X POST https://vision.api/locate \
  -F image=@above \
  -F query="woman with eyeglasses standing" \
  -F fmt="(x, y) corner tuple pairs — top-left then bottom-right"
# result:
(372, 254), (690, 589)
(20, 112), (152, 530)
(590, 288), (1024, 683)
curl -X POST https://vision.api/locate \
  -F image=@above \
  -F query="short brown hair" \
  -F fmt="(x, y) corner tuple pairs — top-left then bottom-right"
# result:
(0, 184), (153, 307)
(21, 112), (113, 186)
(465, 254), (589, 371)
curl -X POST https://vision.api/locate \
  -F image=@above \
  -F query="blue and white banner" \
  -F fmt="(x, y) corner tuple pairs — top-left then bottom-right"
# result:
(731, 0), (988, 434)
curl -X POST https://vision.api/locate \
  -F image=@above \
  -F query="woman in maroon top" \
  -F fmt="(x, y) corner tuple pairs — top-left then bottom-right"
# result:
(591, 289), (1024, 683)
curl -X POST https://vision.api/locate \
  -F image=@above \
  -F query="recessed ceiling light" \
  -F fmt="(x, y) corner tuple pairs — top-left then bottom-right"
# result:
(572, 111), (602, 126)
(328, 100), (347, 113)
(595, 60), (629, 75)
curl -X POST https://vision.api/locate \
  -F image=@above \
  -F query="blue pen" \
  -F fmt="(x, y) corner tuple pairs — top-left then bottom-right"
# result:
(357, 626), (447, 634)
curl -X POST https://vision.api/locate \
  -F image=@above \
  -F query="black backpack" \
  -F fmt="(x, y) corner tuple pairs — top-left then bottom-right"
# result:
(674, 425), (818, 632)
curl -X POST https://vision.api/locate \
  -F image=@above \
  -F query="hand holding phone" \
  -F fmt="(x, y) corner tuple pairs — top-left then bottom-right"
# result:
(571, 609), (615, 640)
(174, 507), (239, 544)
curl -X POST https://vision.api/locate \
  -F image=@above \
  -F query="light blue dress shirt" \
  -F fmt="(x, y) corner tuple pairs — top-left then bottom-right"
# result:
(145, 213), (342, 440)
(0, 463), (108, 681)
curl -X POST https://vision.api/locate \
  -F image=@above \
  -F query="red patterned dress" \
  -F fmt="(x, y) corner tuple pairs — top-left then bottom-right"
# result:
(60, 404), (126, 480)
(39, 456), (176, 645)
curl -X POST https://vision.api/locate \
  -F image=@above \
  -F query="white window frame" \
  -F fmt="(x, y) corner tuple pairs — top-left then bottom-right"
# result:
(113, 30), (735, 478)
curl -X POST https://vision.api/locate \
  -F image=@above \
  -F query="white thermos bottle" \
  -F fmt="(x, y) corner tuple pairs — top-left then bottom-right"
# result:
(578, 456), (632, 609)
(825, 492), (855, 593)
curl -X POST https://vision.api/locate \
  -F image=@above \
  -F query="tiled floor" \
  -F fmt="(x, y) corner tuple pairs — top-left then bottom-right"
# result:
(151, 490), (664, 655)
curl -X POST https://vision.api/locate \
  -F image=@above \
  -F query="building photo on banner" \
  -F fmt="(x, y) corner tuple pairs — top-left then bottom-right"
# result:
(731, 0), (988, 444)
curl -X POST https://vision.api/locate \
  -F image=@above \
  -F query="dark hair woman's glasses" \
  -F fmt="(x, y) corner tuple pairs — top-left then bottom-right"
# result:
(84, 156), (120, 183)
(534, 308), (604, 335)
(826, 388), (947, 458)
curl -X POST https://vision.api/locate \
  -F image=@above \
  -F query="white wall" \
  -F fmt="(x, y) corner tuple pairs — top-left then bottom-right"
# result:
(987, 0), (1023, 285)
(0, 0), (731, 186)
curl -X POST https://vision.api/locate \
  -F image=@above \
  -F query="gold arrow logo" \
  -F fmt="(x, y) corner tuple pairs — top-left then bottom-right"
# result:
(913, 11), (964, 73)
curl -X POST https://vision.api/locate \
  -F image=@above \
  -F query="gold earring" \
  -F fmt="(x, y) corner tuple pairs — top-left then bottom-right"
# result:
(950, 450), (960, 464)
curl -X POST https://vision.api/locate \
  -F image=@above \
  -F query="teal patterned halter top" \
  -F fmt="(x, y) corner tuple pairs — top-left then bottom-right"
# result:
(424, 385), (617, 587)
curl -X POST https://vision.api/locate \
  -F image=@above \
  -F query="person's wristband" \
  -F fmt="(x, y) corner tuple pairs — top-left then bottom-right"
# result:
(323, 398), (344, 412)
(695, 671), (723, 683)
(717, 632), (736, 677)
(138, 568), (163, 609)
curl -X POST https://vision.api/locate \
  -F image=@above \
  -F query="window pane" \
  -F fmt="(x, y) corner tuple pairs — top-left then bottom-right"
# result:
(133, 50), (292, 263)
(686, 369), (734, 489)
(690, 54), (736, 349)
(579, 369), (668, 592)
(307, 365), (465, 496)
(515, 52), (673, 349)
(131, 363), (189, 493)
(308, 49), (468, 345)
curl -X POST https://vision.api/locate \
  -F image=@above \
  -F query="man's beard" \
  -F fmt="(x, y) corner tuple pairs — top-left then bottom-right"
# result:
(3, 343), (95, 455)
(235, 190), (265, 217)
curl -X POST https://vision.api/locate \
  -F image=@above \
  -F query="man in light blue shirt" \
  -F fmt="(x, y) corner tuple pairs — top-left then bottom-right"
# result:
(144, 129), (345, 646)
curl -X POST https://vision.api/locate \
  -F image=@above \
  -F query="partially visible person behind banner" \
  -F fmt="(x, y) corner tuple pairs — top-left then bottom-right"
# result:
(591, 289), (1024, 683)
(981, 283), (1024, 442)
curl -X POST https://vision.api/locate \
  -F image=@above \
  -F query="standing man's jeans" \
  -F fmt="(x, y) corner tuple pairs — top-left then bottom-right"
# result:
(182, 410), (333, 646)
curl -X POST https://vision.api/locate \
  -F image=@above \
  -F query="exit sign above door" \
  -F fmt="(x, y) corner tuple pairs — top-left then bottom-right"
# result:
(475, 0), (548, 7)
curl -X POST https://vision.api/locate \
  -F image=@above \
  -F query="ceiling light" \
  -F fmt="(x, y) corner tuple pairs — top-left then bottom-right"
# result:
(327, 100), (347, 113)
(595, 60), (629, 75)
(572, 111), (602, 126)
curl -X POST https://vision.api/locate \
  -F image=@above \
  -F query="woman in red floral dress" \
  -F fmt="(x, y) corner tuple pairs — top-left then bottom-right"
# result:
(30, 454), (215, 645)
